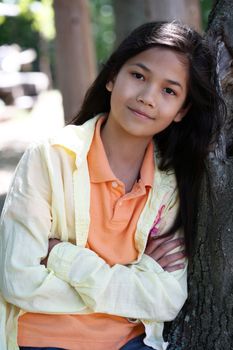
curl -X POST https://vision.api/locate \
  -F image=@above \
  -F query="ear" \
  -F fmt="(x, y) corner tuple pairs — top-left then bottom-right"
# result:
(106, 80), (114, 92)
(174, 103), (191, 122)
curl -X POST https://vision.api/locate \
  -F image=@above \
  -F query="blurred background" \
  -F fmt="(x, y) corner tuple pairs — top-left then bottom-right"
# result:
(0, 0), (213, 212)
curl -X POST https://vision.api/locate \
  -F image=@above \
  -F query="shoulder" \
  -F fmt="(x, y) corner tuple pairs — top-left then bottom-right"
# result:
(151, 154), (179, 216)
(153, 147), (177, 190)
(21, 115), (99, 174)
(154, 160), (177, 197)
(48, 115), (100, 153)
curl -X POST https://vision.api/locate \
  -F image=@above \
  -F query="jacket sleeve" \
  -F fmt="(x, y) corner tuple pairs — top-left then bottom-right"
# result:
(0, 145), (91, 314)
(47, 241), (187, 321)
(0, 145), (187, 321)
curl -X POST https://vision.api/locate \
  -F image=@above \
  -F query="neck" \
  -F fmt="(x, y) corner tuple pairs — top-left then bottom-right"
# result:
(101, 118), (152, 191)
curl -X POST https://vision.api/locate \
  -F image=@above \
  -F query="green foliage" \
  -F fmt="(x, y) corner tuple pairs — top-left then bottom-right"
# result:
(0, 0), (54, 39)
(200, 0), (213, 30)
(0, 0), (55, 71)
(19, 0), (55, 40)
(0, 13), (39, 51)
(89, 0), (115, 65)
(0, 0), (115, 71)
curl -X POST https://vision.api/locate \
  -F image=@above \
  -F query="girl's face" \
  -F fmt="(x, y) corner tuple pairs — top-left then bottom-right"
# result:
(106, 46), (189, 142)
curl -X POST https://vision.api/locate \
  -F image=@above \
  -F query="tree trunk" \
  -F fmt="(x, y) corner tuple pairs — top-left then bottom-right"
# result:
(53, 0), (96, 122)
(112, 0), (147, 46)
(113, 0), (201, 46)
(146, 0), (201, 31)
(165, 1), (233, 348)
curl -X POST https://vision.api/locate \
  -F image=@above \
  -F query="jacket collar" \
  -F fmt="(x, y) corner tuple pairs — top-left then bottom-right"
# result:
(50, 115), (100, 167)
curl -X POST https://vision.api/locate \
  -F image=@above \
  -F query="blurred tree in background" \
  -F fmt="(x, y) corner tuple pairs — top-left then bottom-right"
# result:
(53, 0), (96, 120)
(0, 0), (115, 80)
(0, 0), (213, 119)
(0, 0), (213, 75)
(89, 0), (114, 66)
(113, 0), (202, 47)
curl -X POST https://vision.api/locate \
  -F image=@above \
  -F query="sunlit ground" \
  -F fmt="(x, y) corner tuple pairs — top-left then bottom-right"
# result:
(0, 90), (64, 212)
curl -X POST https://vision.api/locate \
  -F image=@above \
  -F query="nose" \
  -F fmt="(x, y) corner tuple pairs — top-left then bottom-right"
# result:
(136, 87), (156, 108)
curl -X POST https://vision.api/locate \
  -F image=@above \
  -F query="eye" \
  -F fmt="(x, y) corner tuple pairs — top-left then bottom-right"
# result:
(163, 87), (176, 95)
(131, 72), (144, 81)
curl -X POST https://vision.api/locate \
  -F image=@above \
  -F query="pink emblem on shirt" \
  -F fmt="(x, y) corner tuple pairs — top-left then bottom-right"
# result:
(149, 205), (165, 237)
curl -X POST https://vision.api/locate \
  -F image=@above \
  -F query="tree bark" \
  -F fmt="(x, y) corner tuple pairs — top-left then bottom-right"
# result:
(164, 1), (233, 348)
(113, 0), (202, 46)
(53, 0), (96, 122)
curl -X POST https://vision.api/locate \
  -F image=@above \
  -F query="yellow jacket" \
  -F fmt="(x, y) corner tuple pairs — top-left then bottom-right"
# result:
(0, 116), (187, 350)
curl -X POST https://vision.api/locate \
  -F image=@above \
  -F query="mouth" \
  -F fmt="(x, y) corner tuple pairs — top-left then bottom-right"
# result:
(128, 107), (155, 120)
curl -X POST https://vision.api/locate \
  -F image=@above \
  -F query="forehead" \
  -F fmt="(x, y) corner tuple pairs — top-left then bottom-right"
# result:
(124, 47), (189, 82)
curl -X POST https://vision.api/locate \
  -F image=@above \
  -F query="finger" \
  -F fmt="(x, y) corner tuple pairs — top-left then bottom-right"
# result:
(158, 250), (186, 268)
(164, 263), (185, 272)
(152, 233), (176, 246)
(48, 238), (61, 253)
(150, 238), (185, 260)
(146, 234), (176, 254)
(49, 238), (61, 243)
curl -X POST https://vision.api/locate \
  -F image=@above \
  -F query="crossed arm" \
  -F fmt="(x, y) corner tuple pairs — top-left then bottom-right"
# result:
(43, 233), (185, 272)
(0, 146), (187, 321)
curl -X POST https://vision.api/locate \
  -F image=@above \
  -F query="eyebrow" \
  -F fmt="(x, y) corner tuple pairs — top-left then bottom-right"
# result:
(129, 62), (183, 90)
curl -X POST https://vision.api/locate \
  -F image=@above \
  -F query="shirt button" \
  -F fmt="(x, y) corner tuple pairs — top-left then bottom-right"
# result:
(127, 318), (140, 324)
(111, 181), (118, 188)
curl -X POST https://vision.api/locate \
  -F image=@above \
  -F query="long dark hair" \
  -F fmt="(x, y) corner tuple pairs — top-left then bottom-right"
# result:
(71, 21), (225, 255)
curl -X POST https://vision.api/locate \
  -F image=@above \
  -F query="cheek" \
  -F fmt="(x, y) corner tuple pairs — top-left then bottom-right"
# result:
(110, 89), (120, 107)
(163, 100), (183, 115)
(111, 84), (128, 105)
(109, 90), (123, 114)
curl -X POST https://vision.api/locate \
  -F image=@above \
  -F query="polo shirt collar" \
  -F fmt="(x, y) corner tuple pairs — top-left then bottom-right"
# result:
(140, 142), (155, 187)
(88, 116), (155, 187)
(87, 116), (116, 183)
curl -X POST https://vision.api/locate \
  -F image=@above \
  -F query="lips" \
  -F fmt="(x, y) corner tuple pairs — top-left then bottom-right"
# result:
(128, 107), (155, 120)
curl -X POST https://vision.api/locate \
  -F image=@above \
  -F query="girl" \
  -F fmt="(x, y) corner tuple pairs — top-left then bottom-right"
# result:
(0, 22), (224, 350)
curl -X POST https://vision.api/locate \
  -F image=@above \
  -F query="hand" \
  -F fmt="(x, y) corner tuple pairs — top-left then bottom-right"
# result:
(41, 238), (61, 267)
(145, 234), (186, 272)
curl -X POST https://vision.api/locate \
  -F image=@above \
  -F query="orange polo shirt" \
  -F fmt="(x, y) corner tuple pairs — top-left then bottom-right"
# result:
(18, 117), (155, 349)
